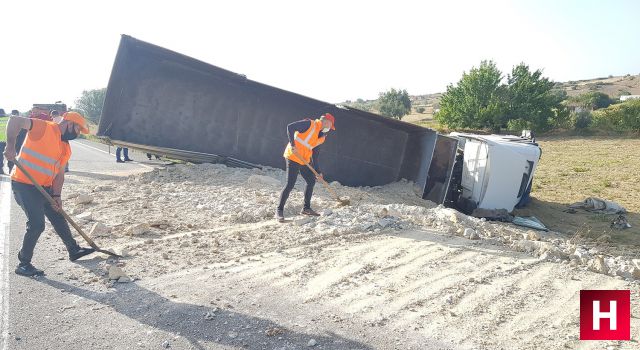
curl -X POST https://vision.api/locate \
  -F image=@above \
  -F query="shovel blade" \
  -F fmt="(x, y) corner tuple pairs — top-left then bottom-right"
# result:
(97, 248), (123, 258)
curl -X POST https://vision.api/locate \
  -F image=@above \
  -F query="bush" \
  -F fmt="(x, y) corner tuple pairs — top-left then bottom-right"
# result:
(592, 100), (640, 132)
(573, 111), (592, 129)
(569, 92), (612, 110)
(416, 107), (425, 113)
(506, 119), (529, 132)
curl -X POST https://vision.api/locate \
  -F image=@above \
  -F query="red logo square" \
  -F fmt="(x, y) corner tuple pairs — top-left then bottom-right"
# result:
(580, 290), (630, 340)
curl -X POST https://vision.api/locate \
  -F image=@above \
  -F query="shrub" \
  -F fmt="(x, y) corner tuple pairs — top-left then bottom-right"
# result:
(506, 119), (529, 132)
(592, 100), (640, 132)
(569, 92), (612, 110)
(416, 107), (425, 113)
(573, 111), (592, 129)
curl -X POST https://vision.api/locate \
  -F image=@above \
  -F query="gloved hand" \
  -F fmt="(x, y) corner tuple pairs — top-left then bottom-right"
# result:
(3, 146), (16, 162)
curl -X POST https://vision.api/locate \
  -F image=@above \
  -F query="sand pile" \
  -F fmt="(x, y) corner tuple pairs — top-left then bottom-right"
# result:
(59, 162), (640, 283)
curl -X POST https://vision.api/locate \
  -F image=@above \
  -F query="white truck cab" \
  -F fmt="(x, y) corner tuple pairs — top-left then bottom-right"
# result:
(448, 132), (541, 213)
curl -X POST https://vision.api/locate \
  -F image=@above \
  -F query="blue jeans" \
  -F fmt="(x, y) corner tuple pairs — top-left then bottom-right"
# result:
(116, 147), (129, 161)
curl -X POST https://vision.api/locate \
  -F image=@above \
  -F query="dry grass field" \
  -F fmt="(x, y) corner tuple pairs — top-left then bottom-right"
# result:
(515, 136), (640, 246)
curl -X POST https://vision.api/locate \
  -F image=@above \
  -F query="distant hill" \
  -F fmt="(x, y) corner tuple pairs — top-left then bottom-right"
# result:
(554, 74), (640, 98)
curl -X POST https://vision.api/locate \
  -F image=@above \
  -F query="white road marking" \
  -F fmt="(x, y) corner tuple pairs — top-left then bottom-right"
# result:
(70, 140), (153, 170)
(0, 178), (12, 350)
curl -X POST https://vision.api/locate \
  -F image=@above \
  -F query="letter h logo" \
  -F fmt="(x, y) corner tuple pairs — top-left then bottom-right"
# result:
(580, 290), (630, 340)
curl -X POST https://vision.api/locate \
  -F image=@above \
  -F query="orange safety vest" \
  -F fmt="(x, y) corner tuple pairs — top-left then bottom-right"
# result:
(283, 119), (326, 165)
(11, 120), (71, 187)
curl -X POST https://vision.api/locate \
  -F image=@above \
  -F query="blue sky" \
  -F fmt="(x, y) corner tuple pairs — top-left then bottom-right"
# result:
(1, 0), (639, 112)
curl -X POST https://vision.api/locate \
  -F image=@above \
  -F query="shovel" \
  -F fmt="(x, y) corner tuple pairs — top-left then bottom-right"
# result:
(291, 149), (350, 206)
(13, 159), (122, 258)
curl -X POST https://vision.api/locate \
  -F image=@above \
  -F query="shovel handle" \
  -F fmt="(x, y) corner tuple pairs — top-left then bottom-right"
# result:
(12, 159), (120, 257)
(290, 149), (342, 201)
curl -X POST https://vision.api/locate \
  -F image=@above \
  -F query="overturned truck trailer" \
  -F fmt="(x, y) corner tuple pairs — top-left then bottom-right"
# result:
(98, 35), (457, 203)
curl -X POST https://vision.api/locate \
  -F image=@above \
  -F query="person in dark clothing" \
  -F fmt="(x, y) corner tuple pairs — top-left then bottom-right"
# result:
(116, 147), (132, 163)
(276, 113), (336, 222)
(4, 112), (96, 276)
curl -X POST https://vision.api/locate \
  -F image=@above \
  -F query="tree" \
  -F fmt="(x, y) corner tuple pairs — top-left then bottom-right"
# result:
(378, 88), (411, 120)
(75, 88), (107, 124)
(435, 60), (507, 130)
(504, 63), (567, 131)
(436, 61), (569, 132)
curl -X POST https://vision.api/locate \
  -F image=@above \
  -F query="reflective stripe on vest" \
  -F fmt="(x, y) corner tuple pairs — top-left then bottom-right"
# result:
(295, 122), (317, 149)
(283, 119), (325, 165)
(16, 156), (55, 176)
(20, 147), (58, 166)
(11, 120), (70, 186)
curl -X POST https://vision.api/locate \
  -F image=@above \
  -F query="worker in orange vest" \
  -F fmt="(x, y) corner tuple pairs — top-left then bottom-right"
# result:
(276, 113), (335, 222)
(4, 111), (96, 276)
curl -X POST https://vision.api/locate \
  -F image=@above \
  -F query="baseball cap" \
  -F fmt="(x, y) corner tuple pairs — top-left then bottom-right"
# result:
(321, 113), (336, 130)
(62, 111), (89, 134)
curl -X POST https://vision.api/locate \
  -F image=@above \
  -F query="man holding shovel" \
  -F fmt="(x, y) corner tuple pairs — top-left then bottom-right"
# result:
(4, 111), (96, 276)
(275, 113), (335, 223)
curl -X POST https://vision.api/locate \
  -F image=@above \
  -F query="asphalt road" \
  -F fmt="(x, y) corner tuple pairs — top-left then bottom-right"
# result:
(0, 140), (164, 350)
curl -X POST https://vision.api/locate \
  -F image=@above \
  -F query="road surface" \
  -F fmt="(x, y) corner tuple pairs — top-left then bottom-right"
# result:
(0, 140), (166, 350)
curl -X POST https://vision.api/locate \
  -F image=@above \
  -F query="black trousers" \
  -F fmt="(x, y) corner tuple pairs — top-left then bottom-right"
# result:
(277, 159), (316, 211)
(12, 181), (80, 265)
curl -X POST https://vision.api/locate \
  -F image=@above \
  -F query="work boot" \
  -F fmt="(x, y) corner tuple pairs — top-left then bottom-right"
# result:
(275, 209), (285, 223)
(116, 159), (125, 163)
(300, 208), (320, 216)
(69, 247), (96, 261)
(15, 263), (45, 277)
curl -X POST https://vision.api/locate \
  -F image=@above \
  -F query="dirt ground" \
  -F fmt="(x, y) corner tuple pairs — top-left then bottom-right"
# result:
(50, 161), (640, 349)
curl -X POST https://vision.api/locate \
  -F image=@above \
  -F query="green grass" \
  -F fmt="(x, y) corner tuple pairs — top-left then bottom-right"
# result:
(0, 117), (8, 143)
